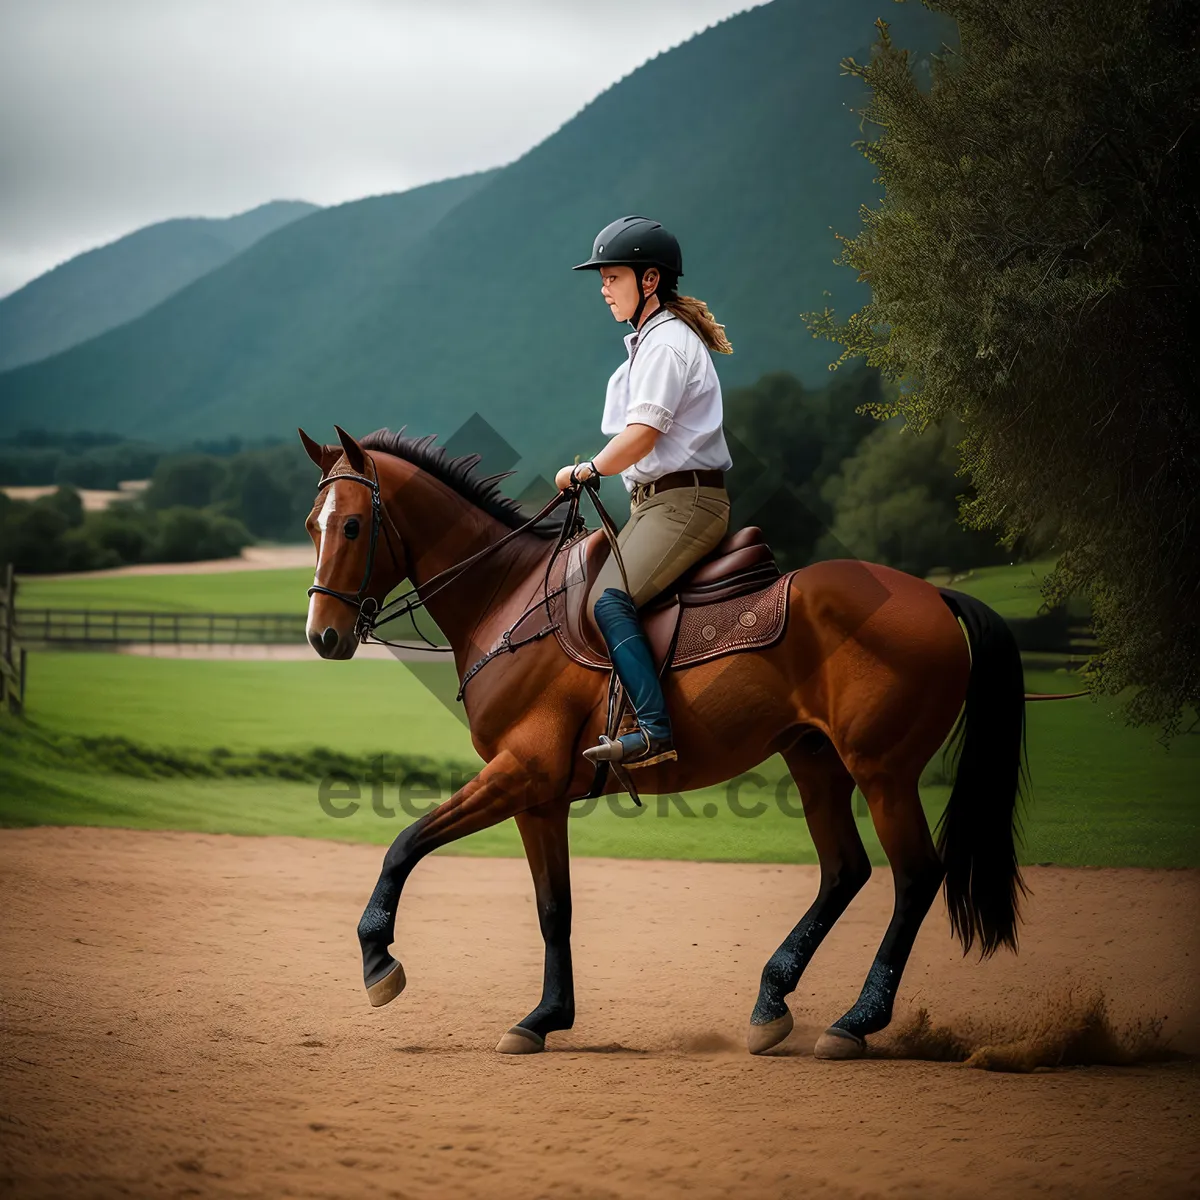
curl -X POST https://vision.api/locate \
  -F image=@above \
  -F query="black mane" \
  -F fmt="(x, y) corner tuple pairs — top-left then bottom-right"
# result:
(357, 428), (569, 537)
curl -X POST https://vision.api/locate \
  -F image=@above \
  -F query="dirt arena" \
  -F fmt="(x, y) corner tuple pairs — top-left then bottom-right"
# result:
(1, 828), (1197, 1198)
(31, 543), (314, 580)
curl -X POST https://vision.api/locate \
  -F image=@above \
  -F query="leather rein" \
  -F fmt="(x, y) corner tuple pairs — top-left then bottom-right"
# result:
(307, 456), (629, 701)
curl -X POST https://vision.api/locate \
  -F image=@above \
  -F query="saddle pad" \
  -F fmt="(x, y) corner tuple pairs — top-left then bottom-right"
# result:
(671, 570), (794, 668)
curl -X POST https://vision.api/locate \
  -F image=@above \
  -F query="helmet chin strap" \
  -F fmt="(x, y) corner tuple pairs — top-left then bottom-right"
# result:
(628, 265), (657, 330)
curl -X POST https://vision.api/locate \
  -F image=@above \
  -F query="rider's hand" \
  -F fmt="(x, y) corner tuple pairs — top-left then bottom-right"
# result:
(555, 461), (597, 491)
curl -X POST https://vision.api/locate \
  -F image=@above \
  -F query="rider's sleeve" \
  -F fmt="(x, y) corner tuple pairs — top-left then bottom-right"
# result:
(625, 343), (688, 435)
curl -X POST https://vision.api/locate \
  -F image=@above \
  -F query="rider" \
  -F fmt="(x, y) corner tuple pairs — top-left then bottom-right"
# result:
(556, 215), (734, 768)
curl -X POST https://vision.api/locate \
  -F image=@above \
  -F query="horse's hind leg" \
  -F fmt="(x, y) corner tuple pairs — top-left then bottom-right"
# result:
(747, 739), (872, 1054)
(814, 772), (944, 1060)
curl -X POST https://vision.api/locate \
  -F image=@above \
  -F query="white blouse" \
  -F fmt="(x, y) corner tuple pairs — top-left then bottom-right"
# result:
(599, 305), (733, 494)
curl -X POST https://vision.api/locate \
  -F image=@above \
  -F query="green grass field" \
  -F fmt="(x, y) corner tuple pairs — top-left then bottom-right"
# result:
(16, 567), (316, 614)
(4, 646), (1197, 867)
(24, 652), (476, 756)
(5, 560), (1195, 867)
(926, 558), (1083, 619)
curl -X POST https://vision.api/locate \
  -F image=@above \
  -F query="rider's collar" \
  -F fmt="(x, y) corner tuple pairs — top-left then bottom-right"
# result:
(626, 303), (673, 341)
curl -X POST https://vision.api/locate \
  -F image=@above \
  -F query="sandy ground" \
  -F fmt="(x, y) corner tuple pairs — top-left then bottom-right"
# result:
(2, 485), (133, 513)
(1, 828), (1197, 1199)
(3, 482), (153, 513)
(28, 544), (314, 580)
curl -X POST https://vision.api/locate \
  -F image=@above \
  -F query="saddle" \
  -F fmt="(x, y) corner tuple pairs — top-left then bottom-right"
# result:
(548, 524), (795, 675)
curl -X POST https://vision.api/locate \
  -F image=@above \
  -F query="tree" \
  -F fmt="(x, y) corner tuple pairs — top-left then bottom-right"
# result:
(806, 0), (1200, 737)
(817, 415), (1010, 575)
(0, 487), (92, 572)
(147, 508), (252, 563)
(143, 454), (227, 510)
(215, 444), (315, 540)
(722, 364), (884, 567)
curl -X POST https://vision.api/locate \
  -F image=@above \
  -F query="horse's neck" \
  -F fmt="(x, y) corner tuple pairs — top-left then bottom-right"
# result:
(386, 474), (550, 658)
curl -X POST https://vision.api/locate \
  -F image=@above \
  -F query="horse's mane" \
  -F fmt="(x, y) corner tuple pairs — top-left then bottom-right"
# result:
(358, 428), (569, 538)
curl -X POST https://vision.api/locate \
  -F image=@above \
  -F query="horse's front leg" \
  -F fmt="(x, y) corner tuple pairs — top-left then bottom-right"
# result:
(496, 800), (574, 1055)
(356, 746), (555, 1006)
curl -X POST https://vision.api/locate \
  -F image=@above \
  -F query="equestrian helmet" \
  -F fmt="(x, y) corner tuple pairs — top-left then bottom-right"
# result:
(572, 216), (684, 278)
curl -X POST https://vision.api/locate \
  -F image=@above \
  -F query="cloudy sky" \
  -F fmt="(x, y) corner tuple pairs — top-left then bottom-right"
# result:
(0, 0), (769, 298)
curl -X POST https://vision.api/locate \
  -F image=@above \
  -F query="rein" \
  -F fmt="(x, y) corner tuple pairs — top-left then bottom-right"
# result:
(308, 457), (630, 700)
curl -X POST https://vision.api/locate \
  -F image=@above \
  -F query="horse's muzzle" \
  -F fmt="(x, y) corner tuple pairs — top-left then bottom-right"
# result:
(308, 626), (355, 659)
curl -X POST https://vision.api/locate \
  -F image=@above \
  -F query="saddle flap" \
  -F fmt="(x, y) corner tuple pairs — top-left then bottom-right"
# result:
(643, 598), (682, 677)
(562, 530), (611, 662)
(556, 529), (681, 672)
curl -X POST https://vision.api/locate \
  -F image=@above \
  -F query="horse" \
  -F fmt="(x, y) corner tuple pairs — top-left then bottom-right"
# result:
(300, 423), (1049, 1059)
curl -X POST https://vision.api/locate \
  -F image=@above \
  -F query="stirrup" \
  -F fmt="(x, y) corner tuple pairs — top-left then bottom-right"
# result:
(583, 729), (677, 769)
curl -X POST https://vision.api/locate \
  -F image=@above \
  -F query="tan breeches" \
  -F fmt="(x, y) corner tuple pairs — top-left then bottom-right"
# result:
(587, 482), (731, 616)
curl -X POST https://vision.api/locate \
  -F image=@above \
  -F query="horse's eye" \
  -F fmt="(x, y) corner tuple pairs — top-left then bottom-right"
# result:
(344, 517), (361, 540)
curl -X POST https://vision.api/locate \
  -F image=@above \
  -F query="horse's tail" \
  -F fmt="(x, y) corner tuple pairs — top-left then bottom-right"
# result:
(935, 587), (1030, 957)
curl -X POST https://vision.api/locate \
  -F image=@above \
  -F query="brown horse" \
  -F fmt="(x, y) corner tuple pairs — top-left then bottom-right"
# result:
(301, 424), (1039, 1059)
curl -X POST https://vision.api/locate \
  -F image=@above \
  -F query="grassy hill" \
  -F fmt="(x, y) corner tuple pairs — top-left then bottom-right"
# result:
(0, 201), (318, 371)
(0, 0), (957, 492)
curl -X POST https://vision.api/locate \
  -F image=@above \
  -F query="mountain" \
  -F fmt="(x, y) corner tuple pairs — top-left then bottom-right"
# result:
(0, 0), (957, 489)
(0, 200), (318, 370)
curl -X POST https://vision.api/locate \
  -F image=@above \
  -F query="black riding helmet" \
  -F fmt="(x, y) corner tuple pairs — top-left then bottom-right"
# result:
(573, 216), (683, 328)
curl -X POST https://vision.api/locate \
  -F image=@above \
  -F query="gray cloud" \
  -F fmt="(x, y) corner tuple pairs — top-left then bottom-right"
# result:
(0, 0), (768, 297)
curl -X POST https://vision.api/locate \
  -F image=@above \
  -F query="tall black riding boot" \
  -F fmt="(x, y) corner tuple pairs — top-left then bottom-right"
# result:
(583, 587), (677, 768)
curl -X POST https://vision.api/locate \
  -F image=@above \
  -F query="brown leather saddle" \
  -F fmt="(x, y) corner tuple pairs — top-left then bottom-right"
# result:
(547, 524), (795, 675)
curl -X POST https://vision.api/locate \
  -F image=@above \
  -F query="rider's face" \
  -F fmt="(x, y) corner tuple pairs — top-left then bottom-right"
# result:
(599, 264), (658, 322)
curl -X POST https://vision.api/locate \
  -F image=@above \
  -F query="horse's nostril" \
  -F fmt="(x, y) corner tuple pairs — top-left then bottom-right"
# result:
(321, 627), (340, 652)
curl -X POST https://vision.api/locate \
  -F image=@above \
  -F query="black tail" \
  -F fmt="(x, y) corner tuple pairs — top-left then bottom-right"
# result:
(936, 587), (1030, 957)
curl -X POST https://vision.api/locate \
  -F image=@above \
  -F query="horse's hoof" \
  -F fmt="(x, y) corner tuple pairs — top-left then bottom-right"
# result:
(747, 1010), (794, 1055)
(814, 1027), (866, 1060)
(495, 1026), (545, 1055)
(365, 960), (406, 1007)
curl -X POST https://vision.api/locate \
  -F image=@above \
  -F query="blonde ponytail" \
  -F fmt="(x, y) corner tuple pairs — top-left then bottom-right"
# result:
(663, 293), (733, 355)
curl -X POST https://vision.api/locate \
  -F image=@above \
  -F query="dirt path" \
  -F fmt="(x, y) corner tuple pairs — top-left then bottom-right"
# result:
(115, 641), (438, 660)
(28, 543), (314, 580)
(1, 828), (1197, 1198)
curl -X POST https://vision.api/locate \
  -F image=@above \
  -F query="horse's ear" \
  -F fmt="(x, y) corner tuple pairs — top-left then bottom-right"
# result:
(298, 427), (336, 471)
(333, 425), (366, 474)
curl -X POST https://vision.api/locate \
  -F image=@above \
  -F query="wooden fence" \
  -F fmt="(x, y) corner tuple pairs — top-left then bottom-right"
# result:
(9, 601), (1093, 659)
(1, 564), (28, 714)
(14, 608), (308, 647)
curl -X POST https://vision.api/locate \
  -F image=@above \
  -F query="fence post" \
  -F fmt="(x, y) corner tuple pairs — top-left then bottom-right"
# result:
(2, 564), (14, 711)
(0, 567), (7, 711)
(2, 562), (13, 668)
(1, 564), (27, 716)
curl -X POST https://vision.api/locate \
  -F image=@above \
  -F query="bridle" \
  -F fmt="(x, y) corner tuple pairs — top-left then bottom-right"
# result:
(306, 454), (627, 696)
(306, 462), (404, 643)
